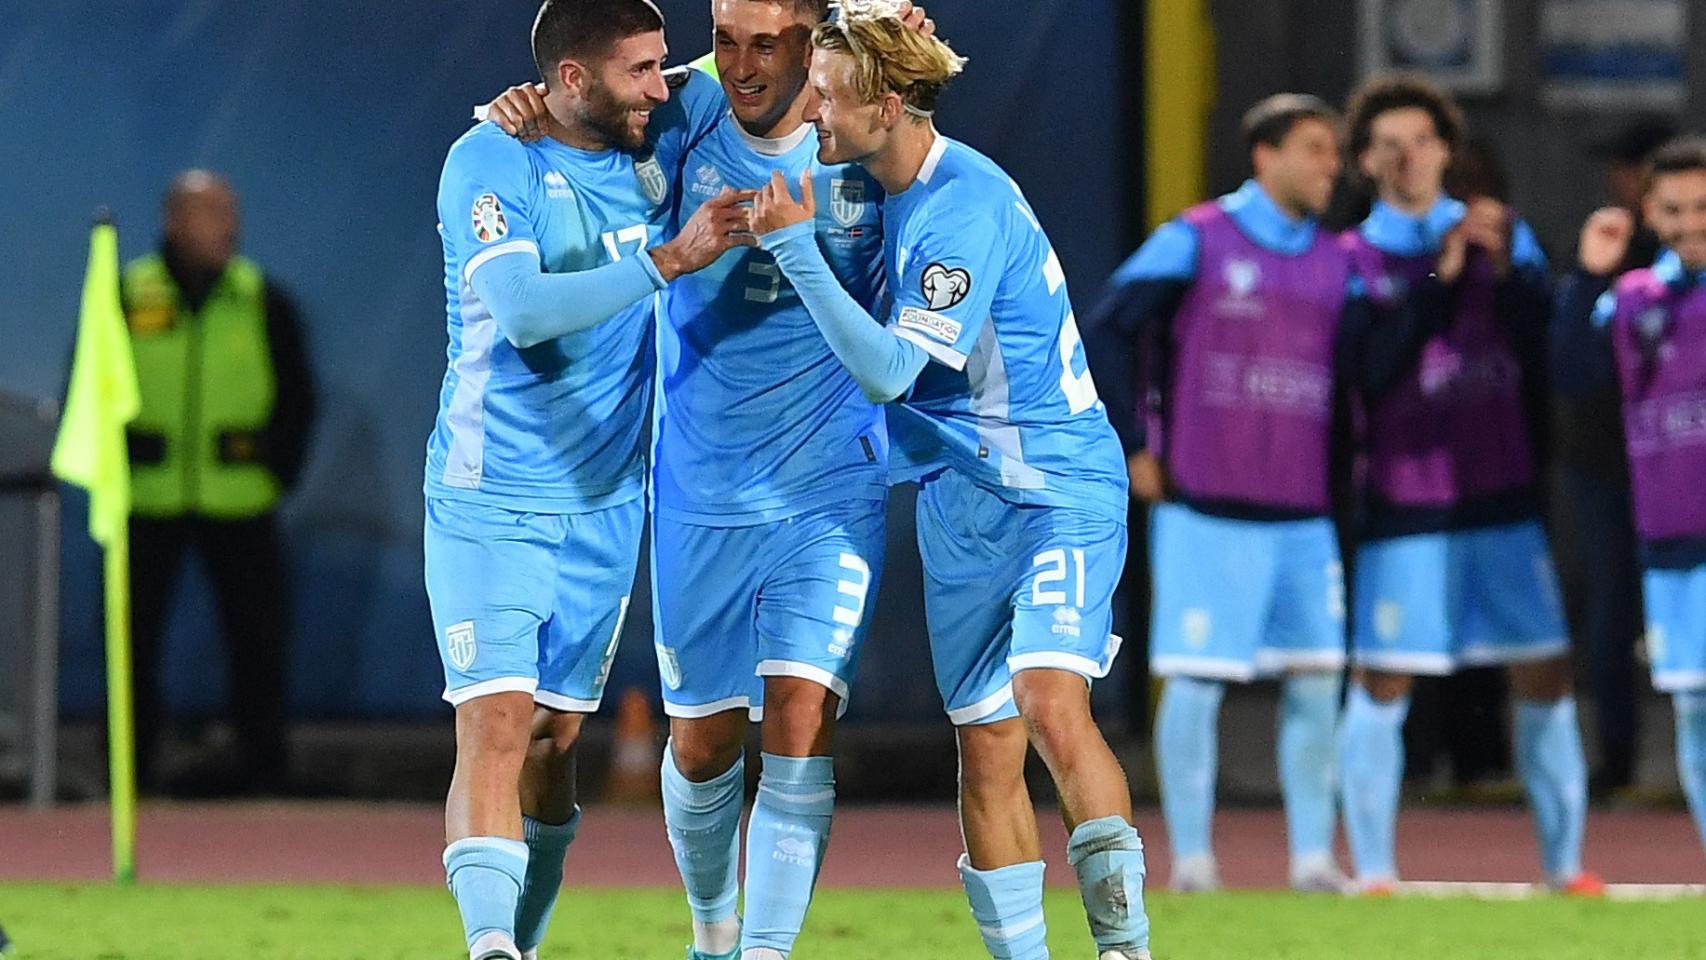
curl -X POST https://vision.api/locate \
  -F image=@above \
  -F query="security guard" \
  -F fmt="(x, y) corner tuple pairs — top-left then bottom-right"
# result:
(123, 170), (315, 795)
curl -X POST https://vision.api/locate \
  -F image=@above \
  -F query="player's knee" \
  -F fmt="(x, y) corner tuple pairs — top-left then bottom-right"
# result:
(1508, 657), (1572, 702)
(455, 692), (536, 761)
(1013, 672), (1096, 743)
(1358, 669), (1413, 704)
(530, 708), (585, 760)
(957, 721), (1029, 798)
(669, 721), (747, 782)
(761, 677), (838, 756)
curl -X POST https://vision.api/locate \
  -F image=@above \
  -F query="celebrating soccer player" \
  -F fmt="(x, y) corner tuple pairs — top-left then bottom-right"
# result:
(1336, 75), (1599, 895)
(750, 6), (1153, 958)
(1554, 136), (1706, 856)
(1085, 94), (1357, 894)
(426, 3), (750, 958)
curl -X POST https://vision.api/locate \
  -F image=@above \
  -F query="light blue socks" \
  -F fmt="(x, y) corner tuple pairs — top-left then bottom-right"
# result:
(1674, 691), (1706, 851)
(1514, 696), (1588, 882)
(444, 836), (530, 951)
(661, 743), (745, 953)
(514, 809), (580, 953)
(1067, 816), (1150, 956)
(742, 753), (835, 956)
(957, 856), (1050, 960)
(1154, 676), (1225, 863)
(1337, 684), (1409, 883)
(1279, 673), (1342, 867)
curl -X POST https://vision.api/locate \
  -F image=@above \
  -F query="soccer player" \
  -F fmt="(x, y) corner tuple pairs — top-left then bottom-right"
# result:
(427, 2), (750, 958)
(750, 8), (1152, 959)
(1084, 94), (1354, 894)
(1336, 75), (1598, 894)
(1554, 136), (1706, 854)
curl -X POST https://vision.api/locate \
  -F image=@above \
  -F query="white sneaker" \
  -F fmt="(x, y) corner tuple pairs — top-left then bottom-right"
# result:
(1169, 853), (1220, 893)
(469, 931), (522, 960)
(1289, 854), (1353, 894)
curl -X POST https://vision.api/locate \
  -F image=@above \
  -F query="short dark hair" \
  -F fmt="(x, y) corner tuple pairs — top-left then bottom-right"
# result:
(532, 0), (665, 83)
(1242, 93), (1340, 153)
(1646, 135), (1706, 188)
(1345, 74), (1466, 159)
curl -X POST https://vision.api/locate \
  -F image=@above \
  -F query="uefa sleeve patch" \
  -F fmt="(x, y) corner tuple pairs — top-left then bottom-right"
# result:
(897, 306), (963, 345)
(472, 194), (508, 243)
(920, 262), (972, 309)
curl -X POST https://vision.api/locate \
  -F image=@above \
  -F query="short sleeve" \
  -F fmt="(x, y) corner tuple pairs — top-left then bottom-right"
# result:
(438, 128), (540, 284)
(1109, 219), (1201, 287)
(651, 67), (727, 180)
(887, 198), (1004, 371)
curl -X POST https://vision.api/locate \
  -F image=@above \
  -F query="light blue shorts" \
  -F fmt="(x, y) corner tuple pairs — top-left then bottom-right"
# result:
(424, 496), (643, 709)
(1149, 503), (1346, 682)
(650, 498), (887, 720)
(1644, 563), (1706, 693)
(1351, 519), (1567, 675)
(916, 469), (1127, 726)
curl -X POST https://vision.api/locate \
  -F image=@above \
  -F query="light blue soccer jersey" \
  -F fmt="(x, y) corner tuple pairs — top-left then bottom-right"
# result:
(426, 69), (724, 514)
(654, 117), (889, 525)
(883, 136), (1128, 520)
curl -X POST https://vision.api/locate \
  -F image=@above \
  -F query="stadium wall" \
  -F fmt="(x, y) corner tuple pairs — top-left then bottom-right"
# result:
(0, 1), (1129, 721)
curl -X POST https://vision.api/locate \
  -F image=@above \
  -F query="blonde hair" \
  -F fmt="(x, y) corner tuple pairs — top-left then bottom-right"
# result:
(812, 3), (966, 116)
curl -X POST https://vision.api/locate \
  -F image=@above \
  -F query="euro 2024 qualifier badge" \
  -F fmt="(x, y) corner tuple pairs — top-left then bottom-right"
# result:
(472, 193), (508, 244)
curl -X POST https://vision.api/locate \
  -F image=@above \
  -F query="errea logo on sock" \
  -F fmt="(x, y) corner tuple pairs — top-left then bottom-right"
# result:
(446, 621), (477, 671)
(774, 837), (815, 867)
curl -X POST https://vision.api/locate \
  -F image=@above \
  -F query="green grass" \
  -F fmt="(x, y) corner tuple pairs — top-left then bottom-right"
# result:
(3, 884), (1706, 959)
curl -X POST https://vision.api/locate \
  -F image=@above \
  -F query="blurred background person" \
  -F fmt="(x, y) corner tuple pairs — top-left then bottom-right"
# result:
(1550, 120), (1676, 797)
(122, 169), (316, 796)
(1554, 135), (1706, 853)
(1335, 76), (1597, 895)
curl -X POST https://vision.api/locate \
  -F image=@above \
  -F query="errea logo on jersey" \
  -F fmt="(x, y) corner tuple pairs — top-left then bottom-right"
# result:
(689, 163), (724, 199)
(543, 171), (574, 200)
(471, 194), (507, 243)
(897, 306), (962, 345)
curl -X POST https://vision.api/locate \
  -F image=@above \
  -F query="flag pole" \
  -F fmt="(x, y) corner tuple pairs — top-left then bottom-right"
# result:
(104, 516), (137, 884)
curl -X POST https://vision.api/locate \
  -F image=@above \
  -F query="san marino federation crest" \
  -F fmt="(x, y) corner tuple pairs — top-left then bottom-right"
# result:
(635, 156), (668, 205)
(829, 178), (867, 227)
(445, 621), (477, 671)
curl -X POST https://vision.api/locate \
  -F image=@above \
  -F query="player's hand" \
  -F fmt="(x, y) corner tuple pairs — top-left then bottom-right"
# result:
(897, 1), (937, 36)
(483, 82), (550, 142)
(650, 188), (758, 282)
(1578, 206), (1635, 277)
(751, 170), (816, 236)
(1127, 452), (1166, 503)
(1437, 223), (1469, 284)
(1461, 198), (1512, 278)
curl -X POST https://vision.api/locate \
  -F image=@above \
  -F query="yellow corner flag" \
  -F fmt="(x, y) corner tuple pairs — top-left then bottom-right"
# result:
(50, 220), (141, 884)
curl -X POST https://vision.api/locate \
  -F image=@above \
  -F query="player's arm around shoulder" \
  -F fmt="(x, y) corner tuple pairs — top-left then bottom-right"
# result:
(440, 126), (542, 269)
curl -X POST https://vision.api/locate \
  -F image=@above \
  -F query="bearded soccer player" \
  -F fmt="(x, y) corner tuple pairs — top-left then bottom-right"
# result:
(1336, 75), (1599, 895)
(1554, 136), (1706, 855)
(1085, 95), (1359, 894)
(426, 2), (750, 958)
(751, 7), (1152, 958)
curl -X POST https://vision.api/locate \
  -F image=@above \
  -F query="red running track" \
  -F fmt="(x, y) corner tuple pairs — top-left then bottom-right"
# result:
(0, 803), (1700, 887)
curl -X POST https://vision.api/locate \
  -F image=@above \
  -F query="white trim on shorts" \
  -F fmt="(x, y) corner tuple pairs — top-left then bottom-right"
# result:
(662, 694), (752, 720)
(1654, 669), (1706, 693)
(946, 683), (1015, 726)
(1152, 655), (1257, 682)
(1254, 648), (1348, 674)
(443, 676), (538, 706)
(756, 659), (851, 700)
(534, 690), (603, 713)
(1351, 650), (1456, 676)
(1459, 639), (1569, 667)
(1008, 651), (1106, 680)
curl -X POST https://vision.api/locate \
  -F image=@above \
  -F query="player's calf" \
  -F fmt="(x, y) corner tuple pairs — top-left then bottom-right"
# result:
(445, 691), (537, 960)
(515, 708), (586, 958)
(1508, 657), (1592, 887)
(663, 712), (749, 960)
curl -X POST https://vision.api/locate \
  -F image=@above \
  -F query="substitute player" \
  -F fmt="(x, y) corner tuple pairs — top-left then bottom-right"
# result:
(1336, 75), (1598, 894)
(1085, 94), (1354, 894)
(1554, 136), (1706, 854)
(427, 2), (749, 958)
(751, 7), (1151, 958)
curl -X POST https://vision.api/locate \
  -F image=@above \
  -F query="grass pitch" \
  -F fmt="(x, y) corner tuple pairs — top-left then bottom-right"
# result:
(3, 884), (1706, 959)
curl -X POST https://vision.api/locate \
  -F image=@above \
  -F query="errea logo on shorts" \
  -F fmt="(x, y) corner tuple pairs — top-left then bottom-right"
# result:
(446, 621), (477, 671)
(1052, 606), (1083, 638)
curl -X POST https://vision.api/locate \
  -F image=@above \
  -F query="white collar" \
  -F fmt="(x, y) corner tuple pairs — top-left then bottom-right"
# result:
(916, 131), (948, 184)
(732, 113), (813, 157)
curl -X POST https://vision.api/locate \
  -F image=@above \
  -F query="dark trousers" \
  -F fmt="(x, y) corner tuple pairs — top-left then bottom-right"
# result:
(129, 513), (290, 786)
(1552, 466), (1644, 787)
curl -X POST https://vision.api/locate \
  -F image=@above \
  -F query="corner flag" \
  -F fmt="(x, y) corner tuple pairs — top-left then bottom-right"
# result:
(51, 219), (141, 883)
